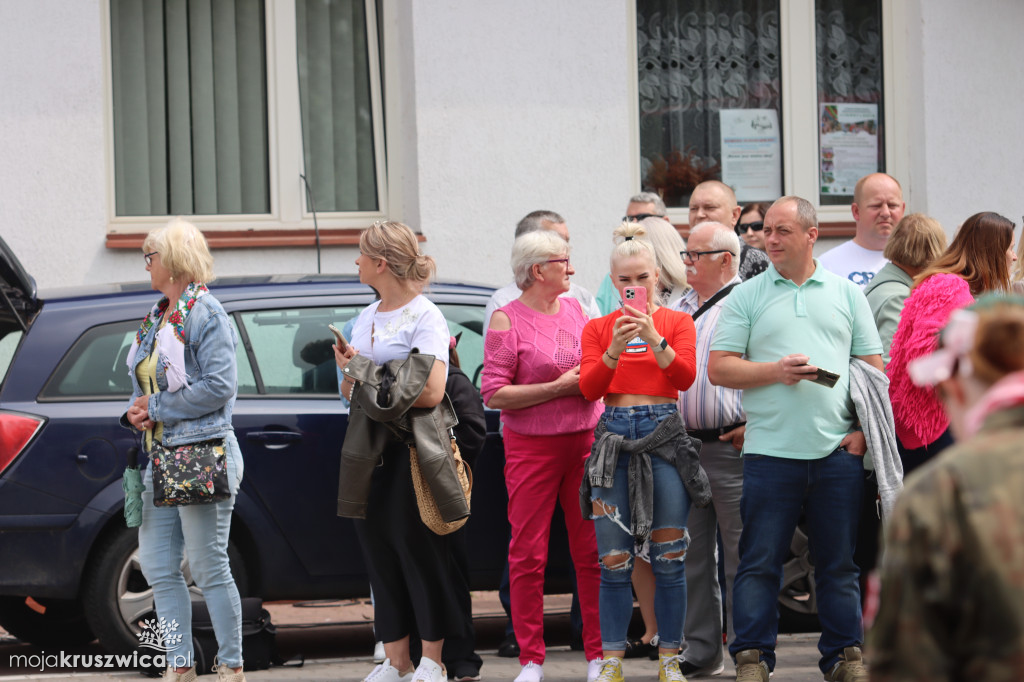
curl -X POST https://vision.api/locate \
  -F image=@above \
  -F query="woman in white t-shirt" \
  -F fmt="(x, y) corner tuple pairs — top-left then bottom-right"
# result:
(335, 221), (454, 682)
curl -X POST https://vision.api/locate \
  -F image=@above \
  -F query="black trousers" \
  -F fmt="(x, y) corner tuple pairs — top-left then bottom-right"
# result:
(354, 441), (467, 643)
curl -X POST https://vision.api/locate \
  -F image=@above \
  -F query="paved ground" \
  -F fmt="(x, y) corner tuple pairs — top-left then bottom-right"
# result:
(0, 593), (828, 680)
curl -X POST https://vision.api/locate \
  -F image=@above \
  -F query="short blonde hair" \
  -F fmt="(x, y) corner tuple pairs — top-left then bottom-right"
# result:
(142, 218), (214, 283)
(883, 213), (947, 269)
(610, 222), (665, 302)
(360, 221), (436, 283)
(511, 230), (569, 291)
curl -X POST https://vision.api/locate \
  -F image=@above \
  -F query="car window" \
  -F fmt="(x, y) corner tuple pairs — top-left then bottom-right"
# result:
(41, 321), (137, 398)
(236, 307), (362, 395)
(435, 303), (485, 389)
(0, 330), (22, 387)
(229, 316), (258, 395)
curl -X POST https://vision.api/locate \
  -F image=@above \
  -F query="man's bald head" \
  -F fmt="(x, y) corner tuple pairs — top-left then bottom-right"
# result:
(688, 181), (741, 228)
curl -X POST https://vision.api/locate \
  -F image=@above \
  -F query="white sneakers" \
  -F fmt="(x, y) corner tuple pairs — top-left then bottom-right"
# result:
(411, 656), (446, 682)
(363, 658), (413, 682)
(374, 640), (386, 663)
(161, 667), (197, 682)
(514, 661), (544, 682)
(587, 657), (605, 681)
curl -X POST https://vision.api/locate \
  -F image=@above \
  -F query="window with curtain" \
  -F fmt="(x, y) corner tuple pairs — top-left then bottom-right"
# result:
(816, 0), (884, 205)
(637, 1), (782, 209)
(296, 0), (379, 213)
(110, 0), (270, 217)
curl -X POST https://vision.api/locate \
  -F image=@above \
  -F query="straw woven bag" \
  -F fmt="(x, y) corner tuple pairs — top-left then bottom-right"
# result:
(408, 438), (472, 535)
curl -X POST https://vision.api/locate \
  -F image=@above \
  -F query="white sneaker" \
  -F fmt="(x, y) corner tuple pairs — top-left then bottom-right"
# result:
(374, 640), (386, 663)
(587, 657), (604, 682)
(514, 661), (544, 682)
(411, 656), (446, 682)
(363, 658), (413, 682)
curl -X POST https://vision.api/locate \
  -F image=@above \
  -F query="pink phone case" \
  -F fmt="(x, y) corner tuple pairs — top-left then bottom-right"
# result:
(623, 286), (647, 314)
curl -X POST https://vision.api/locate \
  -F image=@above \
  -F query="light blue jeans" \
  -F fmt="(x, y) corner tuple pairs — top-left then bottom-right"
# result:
(139, 432), (244, 669)
(590, 404), (691, 651)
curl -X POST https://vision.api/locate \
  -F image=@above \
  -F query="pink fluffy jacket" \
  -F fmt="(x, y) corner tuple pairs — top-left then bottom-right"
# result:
(886, 273), (975, 449)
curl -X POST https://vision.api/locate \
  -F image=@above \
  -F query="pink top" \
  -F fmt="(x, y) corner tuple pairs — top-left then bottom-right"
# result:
(481, 298), (602, 436)
(887, 273), (975, 449)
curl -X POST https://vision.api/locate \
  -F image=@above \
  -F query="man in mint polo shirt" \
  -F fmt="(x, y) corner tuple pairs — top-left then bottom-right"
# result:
(707, 196), (882, 682)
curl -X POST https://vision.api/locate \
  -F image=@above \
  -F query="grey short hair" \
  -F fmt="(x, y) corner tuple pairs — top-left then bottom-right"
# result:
(511, 230), (569, 290)
(515, 210), (565, 237)
(691, 221), (741, 275)
(773, 196), (818, 230)
(629, 192), (667, 216)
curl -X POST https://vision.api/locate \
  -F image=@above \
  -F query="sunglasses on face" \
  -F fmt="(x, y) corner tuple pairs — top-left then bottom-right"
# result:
(623, 213), (662, 223)
(736, 221), (764, 235)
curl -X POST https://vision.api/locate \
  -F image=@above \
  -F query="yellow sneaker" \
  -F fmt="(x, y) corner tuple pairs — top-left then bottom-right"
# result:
(659, 653), (688, 682)
(593, 656), (624, 682)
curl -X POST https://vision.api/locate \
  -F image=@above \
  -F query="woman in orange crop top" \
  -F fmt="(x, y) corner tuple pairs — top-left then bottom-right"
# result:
(579, 222), (697, 682)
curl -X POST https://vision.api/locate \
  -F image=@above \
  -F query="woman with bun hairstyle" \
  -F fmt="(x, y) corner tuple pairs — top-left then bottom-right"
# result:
(579, 222), (701, 682)
(335, 221), (458, 682)
(887, 212), (1016, 473)
(870, 296), (1024, 679)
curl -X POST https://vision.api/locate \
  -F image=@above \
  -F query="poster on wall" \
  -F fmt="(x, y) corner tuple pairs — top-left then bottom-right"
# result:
(819, 103), (879, 196)
(719, 109), (782, 202)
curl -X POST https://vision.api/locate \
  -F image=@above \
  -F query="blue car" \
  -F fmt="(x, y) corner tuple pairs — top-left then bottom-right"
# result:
(0, 236), (580, 654)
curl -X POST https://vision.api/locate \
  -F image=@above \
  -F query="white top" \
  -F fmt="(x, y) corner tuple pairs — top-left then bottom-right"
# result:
(350, 295), (450, 373)
(818, 240), (889, 288)
(482, 281), (600, 340)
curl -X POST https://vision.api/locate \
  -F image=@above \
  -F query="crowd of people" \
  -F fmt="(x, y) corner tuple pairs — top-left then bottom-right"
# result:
(125, 171), (1024, 682)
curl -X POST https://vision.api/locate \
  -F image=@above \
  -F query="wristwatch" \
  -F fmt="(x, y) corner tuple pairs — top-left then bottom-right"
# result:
(653, 337), (668, 352)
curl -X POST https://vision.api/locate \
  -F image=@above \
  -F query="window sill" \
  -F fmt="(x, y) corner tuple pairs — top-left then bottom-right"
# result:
(106, 228), (425, 249)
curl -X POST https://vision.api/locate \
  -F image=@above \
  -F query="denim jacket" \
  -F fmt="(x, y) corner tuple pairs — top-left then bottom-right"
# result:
(120, 293), (238, 446)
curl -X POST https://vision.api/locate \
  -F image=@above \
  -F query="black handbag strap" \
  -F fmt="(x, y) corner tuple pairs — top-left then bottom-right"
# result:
(692, 283), (737, 321)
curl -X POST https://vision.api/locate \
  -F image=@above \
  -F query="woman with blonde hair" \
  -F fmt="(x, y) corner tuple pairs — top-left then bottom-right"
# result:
(864, 213), (948, 366)
(595, 217), (689, 314)
(580, 222), (703, 682)
(887, 212), (1017, 473)
(334, 221), (458, 682)
(123, 218), (246, 682)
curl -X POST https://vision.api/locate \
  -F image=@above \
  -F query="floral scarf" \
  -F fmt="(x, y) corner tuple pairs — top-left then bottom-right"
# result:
(126, 282), (209, 393)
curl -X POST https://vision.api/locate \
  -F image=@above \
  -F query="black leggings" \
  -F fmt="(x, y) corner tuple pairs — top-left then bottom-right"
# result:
(354, 441), (466, 643)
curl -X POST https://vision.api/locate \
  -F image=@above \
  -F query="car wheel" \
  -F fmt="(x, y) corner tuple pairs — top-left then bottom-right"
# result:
(82, 526), (250, 654)
(0, 596), (95, 646)
(778, 524), (820, 632)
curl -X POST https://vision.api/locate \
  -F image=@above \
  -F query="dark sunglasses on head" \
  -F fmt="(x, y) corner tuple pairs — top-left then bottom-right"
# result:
(736, 221), (764, 235)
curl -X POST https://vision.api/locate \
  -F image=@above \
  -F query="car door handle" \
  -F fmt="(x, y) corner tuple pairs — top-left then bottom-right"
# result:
(246, 431), (303, 450)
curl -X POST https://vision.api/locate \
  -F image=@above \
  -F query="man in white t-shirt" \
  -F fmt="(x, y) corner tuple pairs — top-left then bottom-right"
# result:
(819, 173), (906, 288)
(483, 210), (600, 337)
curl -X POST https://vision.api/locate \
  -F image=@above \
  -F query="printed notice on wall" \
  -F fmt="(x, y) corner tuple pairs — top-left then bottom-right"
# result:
(719, 109), (781, 202)
(819, 103), (879, 196)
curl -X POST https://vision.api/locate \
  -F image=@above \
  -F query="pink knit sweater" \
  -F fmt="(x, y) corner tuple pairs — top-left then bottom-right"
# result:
(887, 273), (975, 449)
(481, 298), (601, 436)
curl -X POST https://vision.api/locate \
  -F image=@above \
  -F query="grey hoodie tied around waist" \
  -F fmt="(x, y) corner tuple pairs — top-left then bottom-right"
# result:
(579, 410), (711, 543)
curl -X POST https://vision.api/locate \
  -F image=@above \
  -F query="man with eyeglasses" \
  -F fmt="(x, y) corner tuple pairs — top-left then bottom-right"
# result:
(672, 221), (746, 678)
(688, 181), (769, 281)
(819, 173), (906, 288)
(623, 191), (669, 224)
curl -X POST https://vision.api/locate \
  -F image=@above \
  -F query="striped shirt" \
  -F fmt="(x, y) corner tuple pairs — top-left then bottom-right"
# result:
(673, 277), (745, 430)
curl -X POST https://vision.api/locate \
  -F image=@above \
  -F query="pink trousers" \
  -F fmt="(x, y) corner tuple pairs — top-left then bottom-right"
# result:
(504, 427), (601, 664)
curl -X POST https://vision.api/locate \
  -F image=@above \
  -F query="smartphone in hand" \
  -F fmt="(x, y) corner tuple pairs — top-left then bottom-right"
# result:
(622, 286), (648, 315)
(809, 367), (840, 388)
(328, 323), (348, 352)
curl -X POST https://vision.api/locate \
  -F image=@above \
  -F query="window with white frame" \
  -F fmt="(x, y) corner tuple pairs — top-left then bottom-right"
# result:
(107, 0), (387, 227)
(635, 0), (889, 218)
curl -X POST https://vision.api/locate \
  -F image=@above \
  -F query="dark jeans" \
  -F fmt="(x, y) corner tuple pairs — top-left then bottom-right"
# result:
(729, 448), (864, 674)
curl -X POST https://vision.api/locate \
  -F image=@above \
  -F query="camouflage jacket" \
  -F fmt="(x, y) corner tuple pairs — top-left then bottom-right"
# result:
(868, 404), (1024, 681)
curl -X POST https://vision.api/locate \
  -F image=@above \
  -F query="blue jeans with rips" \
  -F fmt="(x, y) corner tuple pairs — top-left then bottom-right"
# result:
(728, 447), (864, 674)
(589, 404), (691, 652)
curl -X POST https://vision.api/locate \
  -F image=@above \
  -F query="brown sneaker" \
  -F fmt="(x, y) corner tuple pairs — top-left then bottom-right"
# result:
(824, 647), (868, 682)
(161, 667), (197, 682)
(734, 649), (768, 682)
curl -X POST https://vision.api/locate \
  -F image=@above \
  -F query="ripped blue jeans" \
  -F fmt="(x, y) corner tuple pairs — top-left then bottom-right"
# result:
(590, 404), (690, 651)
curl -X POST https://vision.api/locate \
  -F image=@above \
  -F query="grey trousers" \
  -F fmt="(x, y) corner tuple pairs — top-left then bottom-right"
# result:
(681, 438), (745, 668)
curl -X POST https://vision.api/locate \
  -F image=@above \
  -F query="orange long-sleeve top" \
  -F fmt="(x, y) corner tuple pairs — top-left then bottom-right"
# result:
(580, 306), (697, 402)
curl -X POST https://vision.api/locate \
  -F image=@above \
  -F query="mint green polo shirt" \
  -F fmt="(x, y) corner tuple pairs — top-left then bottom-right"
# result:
(711, 261), (882, 459)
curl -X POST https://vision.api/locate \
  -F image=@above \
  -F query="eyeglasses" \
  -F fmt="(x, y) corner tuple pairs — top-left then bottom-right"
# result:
(623, 213), (662, 223)
(681, 249), (734, 262)
(546, 258), (570, 266)
(737, 221), (764, 235)
(144, 251), (158, 266)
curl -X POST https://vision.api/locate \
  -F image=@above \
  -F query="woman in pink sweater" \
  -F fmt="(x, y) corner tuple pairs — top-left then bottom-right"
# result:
(887, 212), (1016, 472)
(482, 230), (603, 682)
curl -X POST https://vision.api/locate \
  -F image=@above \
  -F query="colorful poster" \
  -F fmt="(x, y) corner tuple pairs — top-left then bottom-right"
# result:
(819, 103), (879, 196)
(719, 109), (782, 202)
